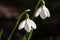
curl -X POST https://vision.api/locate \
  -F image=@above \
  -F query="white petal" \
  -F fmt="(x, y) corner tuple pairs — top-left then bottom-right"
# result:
(18, 20), (25, 30)
(40, 6), (47, 19)
(24, 20), (31, 32)
(35, 7), (41, 17)
(29, 19), (36, 29)
(45, 7), (50, 17)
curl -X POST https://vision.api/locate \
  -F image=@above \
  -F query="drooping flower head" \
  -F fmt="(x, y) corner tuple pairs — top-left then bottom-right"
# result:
(35, 0), (50, 19)
(18, 13), (36, 32)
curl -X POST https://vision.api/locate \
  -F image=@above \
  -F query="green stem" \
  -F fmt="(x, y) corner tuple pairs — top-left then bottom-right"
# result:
(23, 0), (41, 40)
(34, 0), (41, 11)
(28, 0), (41, 40)
(28, 29), (33, 40)
(0, 29), (3, 40)
(32, 0), (41, 19)
(8, 9), (30, 40)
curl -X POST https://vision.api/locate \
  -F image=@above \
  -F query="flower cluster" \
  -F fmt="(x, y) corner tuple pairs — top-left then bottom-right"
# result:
(18, 0), (50, 32)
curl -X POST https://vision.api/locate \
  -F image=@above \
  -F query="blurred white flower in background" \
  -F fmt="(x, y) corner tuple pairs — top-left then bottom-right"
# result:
(35, 5), (50, 19)
(18, 18), (36, 32)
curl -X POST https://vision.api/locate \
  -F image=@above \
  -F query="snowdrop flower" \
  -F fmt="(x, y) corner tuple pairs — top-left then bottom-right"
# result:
(18, 14), (36, 32)
(35, 4), (50, 19)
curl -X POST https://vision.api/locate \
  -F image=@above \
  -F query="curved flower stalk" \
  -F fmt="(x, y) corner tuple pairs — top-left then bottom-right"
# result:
(35, 0), (50, 19)
(8, 9), (31, 40)
(18, 14), (36, 32)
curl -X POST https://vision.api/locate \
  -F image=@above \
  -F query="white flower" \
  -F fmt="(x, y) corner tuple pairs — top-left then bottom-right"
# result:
(18, 18), (36, 32)
(35, 5), (50, 19)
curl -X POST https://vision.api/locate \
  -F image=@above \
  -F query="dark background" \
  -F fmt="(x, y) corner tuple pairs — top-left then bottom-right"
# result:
(0, 0), (60, 40)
